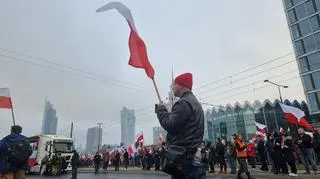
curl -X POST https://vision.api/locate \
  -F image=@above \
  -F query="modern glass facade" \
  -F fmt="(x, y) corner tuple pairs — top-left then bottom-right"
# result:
(283, 0), (320, 121)
(205, 99), (309, 144)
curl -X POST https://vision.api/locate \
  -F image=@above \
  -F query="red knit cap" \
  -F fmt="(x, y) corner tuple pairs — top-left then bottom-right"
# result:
(174, 73), (193, 90)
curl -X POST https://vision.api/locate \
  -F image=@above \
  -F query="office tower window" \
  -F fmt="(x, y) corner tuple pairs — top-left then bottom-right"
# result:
(308, 52), (320, 70)
(312, 71), (320, 88)
(293, 0), (306, 6)
(285, 0), (294, 9)
(295, 39), (306, 55)
(316, 0), (320, 10)
(305, 0), (317, 15)
(307, 52), (320, 70)
(288, 9), (298, 24)
(304, 35), (317, 52)
(303, 74), (315, 90)
(292, 24), (302, 39)
(296, 4), (308, 20)
(300, 56), (310, 72)
(308, 92), (320, 111)
(310, 15), (320, 32)
(314, 32), (320, 47)
(300, 19), (312, 36)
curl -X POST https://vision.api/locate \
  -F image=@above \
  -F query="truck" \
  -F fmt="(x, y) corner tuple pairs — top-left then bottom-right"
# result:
(27, 135), (74, 174)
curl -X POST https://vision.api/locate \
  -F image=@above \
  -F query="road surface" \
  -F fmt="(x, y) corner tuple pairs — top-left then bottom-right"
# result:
(27, 172), (317, 179)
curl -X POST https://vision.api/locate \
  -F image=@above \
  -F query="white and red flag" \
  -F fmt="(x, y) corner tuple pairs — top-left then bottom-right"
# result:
(255, 122), (267, 134)
(280, 103), (312, 130)
(135, 131), (144, 144)
(0, 88), (12, 109)
(96, 2), (155, 79)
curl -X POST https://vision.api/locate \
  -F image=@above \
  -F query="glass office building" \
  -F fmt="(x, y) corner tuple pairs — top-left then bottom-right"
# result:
(283, 0), (320, 122)
(205, 99), (309, 144)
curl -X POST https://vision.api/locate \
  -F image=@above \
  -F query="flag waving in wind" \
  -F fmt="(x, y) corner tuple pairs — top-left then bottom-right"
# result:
(96, 2), (155, 79)
(280, 103), (312, 130)
(255, 122), (267, 134)
(0, 88), (12, 109)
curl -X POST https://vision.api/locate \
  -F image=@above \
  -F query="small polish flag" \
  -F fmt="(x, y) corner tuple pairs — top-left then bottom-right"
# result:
(255, 122), (267, 134)
(135, 131), (144, 144)
(0, 88), (12, 109)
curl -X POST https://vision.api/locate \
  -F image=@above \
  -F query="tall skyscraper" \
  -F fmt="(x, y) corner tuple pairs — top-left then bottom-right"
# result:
(152, 126), (167, 144)
(121, 107), (136, 147)
(41, 99), (58, 135)
(283, 0), (320, 121)
(85, 126), (102, 153)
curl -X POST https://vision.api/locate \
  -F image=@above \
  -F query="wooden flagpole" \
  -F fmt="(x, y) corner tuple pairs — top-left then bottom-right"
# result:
(152, 78), (162, 103)
(9, 98), (16, 126)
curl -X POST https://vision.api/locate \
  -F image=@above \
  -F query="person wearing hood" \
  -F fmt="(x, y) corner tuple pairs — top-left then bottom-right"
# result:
(0, 125), (32, 179)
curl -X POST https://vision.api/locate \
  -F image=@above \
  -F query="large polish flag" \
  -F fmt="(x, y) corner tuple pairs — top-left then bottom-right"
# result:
(96, 2), (155, 79)
(255, 122), (267, 134)
(0, 88), (12, 109)
(280, 103), (312, 130)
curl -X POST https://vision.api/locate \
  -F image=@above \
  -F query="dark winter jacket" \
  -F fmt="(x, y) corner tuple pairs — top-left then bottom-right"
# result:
(0, 133), (32, 174)
(156, 91), (204, 153)
(297, 133), (312, 149)
(283, 136), (295, 163)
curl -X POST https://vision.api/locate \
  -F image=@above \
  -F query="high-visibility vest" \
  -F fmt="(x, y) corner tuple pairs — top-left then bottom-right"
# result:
(236, 140), (248, 158)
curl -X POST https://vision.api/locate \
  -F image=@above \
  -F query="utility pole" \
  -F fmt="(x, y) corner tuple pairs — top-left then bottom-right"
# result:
(70, 122), (73, 138)
(97, 122), (103, 152)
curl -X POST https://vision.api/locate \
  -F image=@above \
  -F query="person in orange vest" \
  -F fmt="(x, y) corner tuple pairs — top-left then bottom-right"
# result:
(234, 134), (254, 179)
(247, 140), (256, 171)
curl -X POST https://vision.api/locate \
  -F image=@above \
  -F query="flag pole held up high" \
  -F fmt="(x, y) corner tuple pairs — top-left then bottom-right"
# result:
(0, 88), (15, 125)
(97, 2), (162, 102)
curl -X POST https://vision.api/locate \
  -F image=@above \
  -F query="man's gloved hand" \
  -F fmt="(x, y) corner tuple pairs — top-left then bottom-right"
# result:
(155, 101), (166, 113)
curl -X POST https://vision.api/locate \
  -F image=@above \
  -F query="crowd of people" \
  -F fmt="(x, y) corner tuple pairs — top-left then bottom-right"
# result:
(79, 144), (165, 172)
(77, 128), (320, 178)
(199, 128), (320, 177)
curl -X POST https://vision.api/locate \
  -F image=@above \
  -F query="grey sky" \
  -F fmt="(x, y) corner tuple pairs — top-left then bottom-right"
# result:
(0, 0), (304, 146)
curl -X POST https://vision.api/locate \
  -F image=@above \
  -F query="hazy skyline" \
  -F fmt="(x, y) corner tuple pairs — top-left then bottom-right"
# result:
(0, 0), (305, 146)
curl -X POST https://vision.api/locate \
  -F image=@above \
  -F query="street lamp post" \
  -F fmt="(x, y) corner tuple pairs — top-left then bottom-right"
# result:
(264, 80), (288, 103)
(264, 80), (288, 132)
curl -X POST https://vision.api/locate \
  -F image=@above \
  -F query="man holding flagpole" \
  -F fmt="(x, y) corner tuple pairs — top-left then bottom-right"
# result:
(155, 73), (206, 179)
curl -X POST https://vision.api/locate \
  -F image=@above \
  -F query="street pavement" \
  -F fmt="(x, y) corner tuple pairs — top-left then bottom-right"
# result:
(26, 172), (319, 179)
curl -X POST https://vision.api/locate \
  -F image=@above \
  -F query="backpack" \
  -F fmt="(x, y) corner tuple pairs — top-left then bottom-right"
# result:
(7, 139), (31, 167)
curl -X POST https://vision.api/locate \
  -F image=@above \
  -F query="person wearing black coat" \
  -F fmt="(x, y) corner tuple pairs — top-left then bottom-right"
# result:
(154, 148), (161, 171)
(283, 135), (297, 176)
(216, 139), (227, 174)
(208, 144), (216, 173)
(256, 136), (268, 171)
(312, 131), (320, 165)
(272, 132), (282, 174)
(71, 150), (80, 179)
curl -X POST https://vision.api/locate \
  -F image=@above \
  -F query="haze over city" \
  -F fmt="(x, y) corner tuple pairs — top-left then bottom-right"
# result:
(0, 0), (305, 147)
